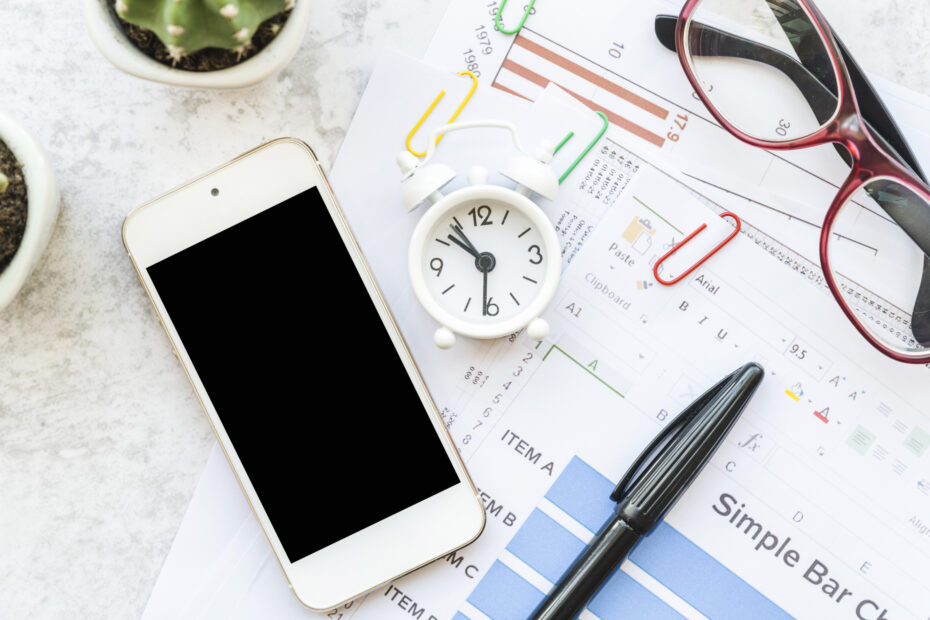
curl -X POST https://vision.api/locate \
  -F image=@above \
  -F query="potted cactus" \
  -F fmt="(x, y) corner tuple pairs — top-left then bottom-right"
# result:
(0, 111), (59, 311)
(83, 0), (312, 89)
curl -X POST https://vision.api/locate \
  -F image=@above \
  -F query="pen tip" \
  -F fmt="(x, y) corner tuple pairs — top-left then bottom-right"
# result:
(737, 362), (765, 385)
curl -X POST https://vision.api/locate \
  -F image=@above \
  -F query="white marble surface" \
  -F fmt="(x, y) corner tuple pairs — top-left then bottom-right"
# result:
(0, 1), (928, 618)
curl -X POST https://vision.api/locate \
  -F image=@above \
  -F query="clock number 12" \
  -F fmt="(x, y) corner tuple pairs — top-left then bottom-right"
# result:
(468, 205), (493, 227)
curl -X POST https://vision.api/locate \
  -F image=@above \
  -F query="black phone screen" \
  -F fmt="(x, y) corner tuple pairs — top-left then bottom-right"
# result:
(147, 186), (460, 563)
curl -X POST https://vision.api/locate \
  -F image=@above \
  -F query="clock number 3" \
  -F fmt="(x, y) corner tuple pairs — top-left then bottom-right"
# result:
(528, 245), (543, 265)
(468, 205), (493, 227)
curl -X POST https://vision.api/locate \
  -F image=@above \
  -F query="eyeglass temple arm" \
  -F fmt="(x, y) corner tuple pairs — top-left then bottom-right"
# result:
(654, 15), (926, 183)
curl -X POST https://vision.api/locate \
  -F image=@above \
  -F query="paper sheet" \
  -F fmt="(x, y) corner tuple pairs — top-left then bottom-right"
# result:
(329, 80), (930, 618)
(141, 443), (335, 620)
(425, 0), (930, 371)
(424, 0), (930, 259)
(144, 20), (930, 620)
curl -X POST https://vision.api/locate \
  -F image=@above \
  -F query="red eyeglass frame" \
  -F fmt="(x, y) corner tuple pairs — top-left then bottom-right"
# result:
(676, 0), (930, 364)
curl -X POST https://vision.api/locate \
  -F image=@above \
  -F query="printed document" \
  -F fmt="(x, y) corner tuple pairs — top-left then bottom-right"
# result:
(324, 82), (930, 620)
(424, 0), (930, 300)
(143, 35), (930, 620)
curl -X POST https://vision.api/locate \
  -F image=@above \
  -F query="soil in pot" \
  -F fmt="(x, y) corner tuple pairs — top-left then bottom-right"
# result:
(108, 2), (292, 72)
(0, 139), (27, 275)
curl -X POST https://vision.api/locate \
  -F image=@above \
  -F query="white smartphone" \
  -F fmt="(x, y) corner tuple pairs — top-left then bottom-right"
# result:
(122, 138), (485, 611)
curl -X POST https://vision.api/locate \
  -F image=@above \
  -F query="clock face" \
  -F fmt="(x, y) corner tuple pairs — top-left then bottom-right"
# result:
(420, 195), (551, 325)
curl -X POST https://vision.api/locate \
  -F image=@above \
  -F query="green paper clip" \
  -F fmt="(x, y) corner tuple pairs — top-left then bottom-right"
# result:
(555, 111), (609, 184)
(495, 0), (537, 36)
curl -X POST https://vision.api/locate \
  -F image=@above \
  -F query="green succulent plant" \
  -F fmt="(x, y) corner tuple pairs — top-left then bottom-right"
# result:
(114, 0), (294, 61)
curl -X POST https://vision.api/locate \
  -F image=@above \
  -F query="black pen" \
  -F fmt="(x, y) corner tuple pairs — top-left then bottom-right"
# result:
(530, 362), (765, 620)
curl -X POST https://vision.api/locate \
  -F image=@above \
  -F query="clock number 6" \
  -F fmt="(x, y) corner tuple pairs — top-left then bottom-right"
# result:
(486, 298), (499, 316)
(430, 257), (443, 276)
(528, 245), (543, 265)
(468, 205), (493, 227)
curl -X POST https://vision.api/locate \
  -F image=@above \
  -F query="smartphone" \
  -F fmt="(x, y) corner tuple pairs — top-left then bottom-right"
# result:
(122, 138), (485, 611)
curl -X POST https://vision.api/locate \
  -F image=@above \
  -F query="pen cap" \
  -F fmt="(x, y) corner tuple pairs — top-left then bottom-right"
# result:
(615, 363), (764, 532)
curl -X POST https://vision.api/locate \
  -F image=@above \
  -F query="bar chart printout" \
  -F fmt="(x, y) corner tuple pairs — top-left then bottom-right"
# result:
(325, 50), (930, 620)
(424, 0), (930, 343)
(460, 457), (791, 620)
(493, 33), (672, 150)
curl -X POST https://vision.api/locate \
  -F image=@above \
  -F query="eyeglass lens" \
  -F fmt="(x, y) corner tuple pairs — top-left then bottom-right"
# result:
(828, 179), (930, 356)
(684, 0), (839, 143)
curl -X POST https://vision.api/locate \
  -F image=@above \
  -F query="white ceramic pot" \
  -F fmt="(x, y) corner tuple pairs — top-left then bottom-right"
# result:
(0, 112), (59, 311)
(83, 0), (311, 89)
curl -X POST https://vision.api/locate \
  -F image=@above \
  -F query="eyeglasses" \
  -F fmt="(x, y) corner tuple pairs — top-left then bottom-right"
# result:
(657, 0), (930, 364)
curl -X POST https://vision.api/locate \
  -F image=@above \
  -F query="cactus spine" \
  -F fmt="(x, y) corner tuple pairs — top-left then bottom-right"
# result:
(115, 0), (294, 61)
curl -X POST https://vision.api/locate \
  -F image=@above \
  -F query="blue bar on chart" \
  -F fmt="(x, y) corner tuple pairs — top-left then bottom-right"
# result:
(506, 509), (587, 583)
(588, 569), (686, 620)
(545, 456), (616, 532)
(630, 522), (792, 620)
(466, 456), (790, 620)
(467, 561), (544, 620)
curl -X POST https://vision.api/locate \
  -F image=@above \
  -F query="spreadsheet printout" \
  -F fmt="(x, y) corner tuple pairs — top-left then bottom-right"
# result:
(143, 50), (930, 620)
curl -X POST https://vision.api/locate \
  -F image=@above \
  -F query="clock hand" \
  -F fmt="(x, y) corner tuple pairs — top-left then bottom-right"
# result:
(448, 226), (496, 312)
(449, 224), (482, 259)
(447, 232), (481, 260)
(482, 269), (489, 317)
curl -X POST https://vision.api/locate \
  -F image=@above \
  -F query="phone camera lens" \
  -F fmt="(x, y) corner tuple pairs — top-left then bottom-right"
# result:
(211, 188), (220, 197)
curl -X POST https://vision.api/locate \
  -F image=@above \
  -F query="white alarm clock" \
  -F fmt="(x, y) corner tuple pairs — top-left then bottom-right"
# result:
(398, 120), (561, 349)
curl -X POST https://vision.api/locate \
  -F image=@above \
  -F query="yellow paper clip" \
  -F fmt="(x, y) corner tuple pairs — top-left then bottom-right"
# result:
(405, 71), (479, 158)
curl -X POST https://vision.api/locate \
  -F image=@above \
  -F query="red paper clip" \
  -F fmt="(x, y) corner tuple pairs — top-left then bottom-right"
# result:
(653, 212), (741, 286)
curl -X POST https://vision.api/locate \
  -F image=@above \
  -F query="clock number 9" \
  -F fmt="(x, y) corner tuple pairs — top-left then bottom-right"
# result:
(430, 257), (443, 277)
(528, 245), (543, 265)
